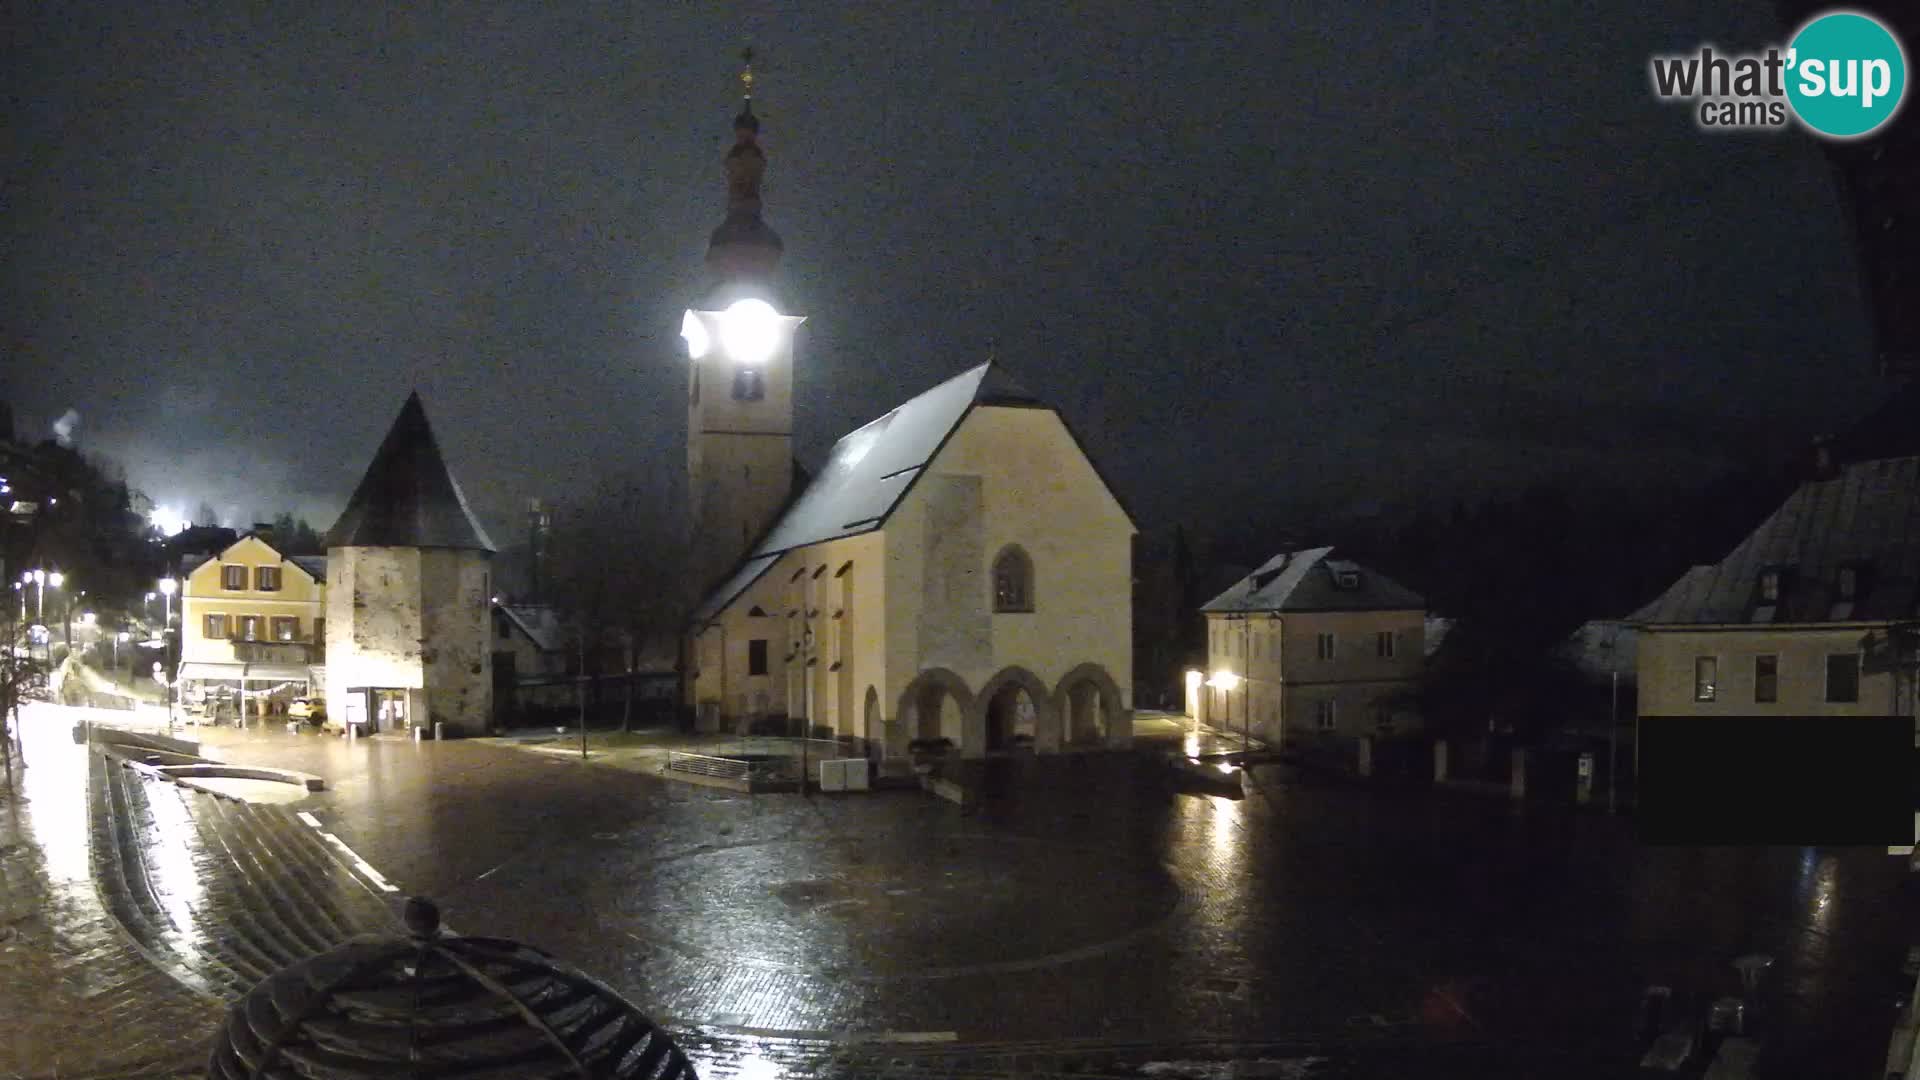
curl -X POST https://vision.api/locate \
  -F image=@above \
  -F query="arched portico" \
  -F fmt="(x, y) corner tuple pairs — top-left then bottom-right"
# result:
(1052, 662), (1130, 749)
(896, 667), (976, 756)
(973, 665), (1056, 752)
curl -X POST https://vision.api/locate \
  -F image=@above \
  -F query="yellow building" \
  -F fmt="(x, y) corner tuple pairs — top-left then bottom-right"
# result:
(1198, 548), (1426, 749)
(678, 76), (1134, 761)
(1633, 455), (1920, 721)
(177, 533), (327, 712)
(688, 363), (1136, 760)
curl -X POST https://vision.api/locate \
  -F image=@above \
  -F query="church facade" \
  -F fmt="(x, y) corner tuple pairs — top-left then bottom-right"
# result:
(680, 69), (1134, 760)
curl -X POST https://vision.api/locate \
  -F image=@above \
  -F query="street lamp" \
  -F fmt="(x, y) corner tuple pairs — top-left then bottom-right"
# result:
(158, 577), (177, 628)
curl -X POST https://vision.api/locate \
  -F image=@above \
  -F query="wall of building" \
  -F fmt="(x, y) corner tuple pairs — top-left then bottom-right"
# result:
(1638, 626), (1897, 716)
(180, 536), (326, 665)
(1203, 608), (1424, 745)
(419, 548), (493, 735)
(686, 316), (799, 592)
(884, 405), (1134, 756)
(324, 547), (424, 728)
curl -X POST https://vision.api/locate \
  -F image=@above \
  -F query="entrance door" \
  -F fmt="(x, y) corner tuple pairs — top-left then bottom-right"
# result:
(373, 688), (409, 732)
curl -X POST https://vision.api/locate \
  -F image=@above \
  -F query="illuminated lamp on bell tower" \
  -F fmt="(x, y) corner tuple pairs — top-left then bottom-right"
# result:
(683, 48), (805, 593)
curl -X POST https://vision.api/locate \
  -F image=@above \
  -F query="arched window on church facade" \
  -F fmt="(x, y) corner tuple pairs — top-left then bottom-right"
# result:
(992, 545), (1034, 613)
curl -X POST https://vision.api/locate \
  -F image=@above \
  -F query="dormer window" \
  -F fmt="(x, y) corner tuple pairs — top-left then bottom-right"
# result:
(1759, 570), (1780, 602)
(1836, 565), (1859, 600)
(1333, 569), (1361, 590)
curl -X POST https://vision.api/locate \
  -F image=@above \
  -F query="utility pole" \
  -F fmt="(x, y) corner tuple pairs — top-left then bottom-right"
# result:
(578, 635), (588, 760)
(1609, 668), (1620, 815)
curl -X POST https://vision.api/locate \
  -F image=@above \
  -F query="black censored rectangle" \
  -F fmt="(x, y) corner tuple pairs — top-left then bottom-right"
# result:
(1637, 716), (1914, 846)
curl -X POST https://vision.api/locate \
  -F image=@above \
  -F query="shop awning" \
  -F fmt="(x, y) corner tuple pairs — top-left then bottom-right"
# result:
(176, 662), (316, 683)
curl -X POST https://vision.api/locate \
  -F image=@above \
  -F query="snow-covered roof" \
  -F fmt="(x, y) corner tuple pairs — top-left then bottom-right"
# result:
(1201, 547), (1424, 613)
(692, 360), (1131, 624)
(1632, 455), (1920, 625)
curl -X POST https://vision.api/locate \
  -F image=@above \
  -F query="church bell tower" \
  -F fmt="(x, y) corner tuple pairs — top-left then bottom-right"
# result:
(683, 49), (805, 594)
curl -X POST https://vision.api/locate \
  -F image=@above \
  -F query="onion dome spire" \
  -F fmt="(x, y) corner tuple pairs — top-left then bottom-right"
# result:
(706, 46), (783, 285)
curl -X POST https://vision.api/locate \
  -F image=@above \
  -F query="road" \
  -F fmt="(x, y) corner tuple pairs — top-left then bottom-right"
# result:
(6, 702), (1916, 1078)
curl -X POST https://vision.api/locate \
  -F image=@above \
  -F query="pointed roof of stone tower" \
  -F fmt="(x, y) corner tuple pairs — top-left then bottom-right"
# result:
(326, 393), (496, 552)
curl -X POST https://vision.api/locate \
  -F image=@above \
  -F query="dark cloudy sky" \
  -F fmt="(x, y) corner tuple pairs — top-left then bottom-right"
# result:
(4, 1), (1891, 544)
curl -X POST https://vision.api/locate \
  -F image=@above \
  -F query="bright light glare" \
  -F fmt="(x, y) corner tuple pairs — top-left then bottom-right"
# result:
(680, 310), (711, 360)
(718, 298), (781, 366)
(47, 572), (63, 588)
(1207, 669), (1240, 691)
(158, 577), (178, 596)
(149, 507), (188, 537)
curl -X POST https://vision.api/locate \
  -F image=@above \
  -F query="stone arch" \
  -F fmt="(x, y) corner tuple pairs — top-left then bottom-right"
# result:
(972, 665), (1058, 753)
(1052, 662), (1130, 749)
(895, 667), (975, 754)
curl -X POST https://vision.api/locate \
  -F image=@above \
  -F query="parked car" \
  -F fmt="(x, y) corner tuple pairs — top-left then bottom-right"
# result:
(289, 697), (326, 724)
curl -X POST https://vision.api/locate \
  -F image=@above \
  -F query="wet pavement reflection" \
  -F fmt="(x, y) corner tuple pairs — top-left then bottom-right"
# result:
(11, 709), (1918, 1078)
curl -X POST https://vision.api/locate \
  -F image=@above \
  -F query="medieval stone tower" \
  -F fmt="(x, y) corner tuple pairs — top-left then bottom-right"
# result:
(682, 52), (806, 596)
(324, 393), (497, 736)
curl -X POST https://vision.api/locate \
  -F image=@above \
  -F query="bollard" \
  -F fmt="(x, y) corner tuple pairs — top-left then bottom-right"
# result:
(413, 724), (423, 744)
(1577, 752), (1595, 806)
(1357, 736), (1374, 778)
(434, 722), (444, 741)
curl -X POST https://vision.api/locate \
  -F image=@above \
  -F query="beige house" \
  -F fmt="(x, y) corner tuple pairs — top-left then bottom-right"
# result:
(177, 533), (327, 711)
(1633, 455), (1920, 722)
(323, 393), (497, 736)
(678, 84), (1134, 760)
(1197, 548), (1425, 748)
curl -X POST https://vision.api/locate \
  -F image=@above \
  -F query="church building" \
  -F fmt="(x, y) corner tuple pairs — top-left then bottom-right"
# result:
(681, 64), (1135, 761)
(324, 393), (497, 736)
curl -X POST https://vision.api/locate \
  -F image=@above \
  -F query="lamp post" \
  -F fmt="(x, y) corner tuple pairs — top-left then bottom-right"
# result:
(1602, 626), (1621, 815)
(158, 577), (178, 723)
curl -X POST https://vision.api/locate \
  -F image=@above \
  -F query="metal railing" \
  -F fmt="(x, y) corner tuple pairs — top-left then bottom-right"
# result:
(665, 751), (754, 781)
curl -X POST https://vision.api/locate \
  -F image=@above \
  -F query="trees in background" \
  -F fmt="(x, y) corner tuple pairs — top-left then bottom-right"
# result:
(546, 476), (691, 731)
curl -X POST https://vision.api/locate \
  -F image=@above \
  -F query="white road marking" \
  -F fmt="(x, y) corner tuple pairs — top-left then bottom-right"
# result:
(319, 830), (401, 892)
(297, 811), (322, 828)
(476, 862), (505, 881)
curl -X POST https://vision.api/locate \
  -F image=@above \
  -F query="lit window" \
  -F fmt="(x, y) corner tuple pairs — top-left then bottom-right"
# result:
(1317, 632), (1336, 661)
(1826, 653), (1860, 703)
(222, 565), (247, 591)
(238, 615), (262, 642)
(992, 545), (1033, 613)
(1694, 657), (1718, 702)
(255, 566), (281, 592)
(272, 616), (298, 642)
(1754, 655), (1778, 703)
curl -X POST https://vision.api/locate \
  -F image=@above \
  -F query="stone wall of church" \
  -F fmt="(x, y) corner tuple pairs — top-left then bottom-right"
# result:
(418, 548), (494, 736)
(914, 474), (992, 673)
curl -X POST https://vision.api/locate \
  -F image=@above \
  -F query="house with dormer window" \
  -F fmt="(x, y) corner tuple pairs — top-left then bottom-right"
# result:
(1198, 548), (1426, 750)
(1632, 454), (1920, 721)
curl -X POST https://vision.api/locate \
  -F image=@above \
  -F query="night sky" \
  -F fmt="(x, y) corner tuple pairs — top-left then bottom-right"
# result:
(6, 2), (1889, 545)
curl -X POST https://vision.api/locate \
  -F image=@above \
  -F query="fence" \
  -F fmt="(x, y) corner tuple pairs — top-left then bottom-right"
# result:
(665, 751), (755, 781)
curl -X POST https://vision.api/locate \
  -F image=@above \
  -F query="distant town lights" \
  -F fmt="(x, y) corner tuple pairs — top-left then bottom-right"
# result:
(718, 298), (781, 366)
